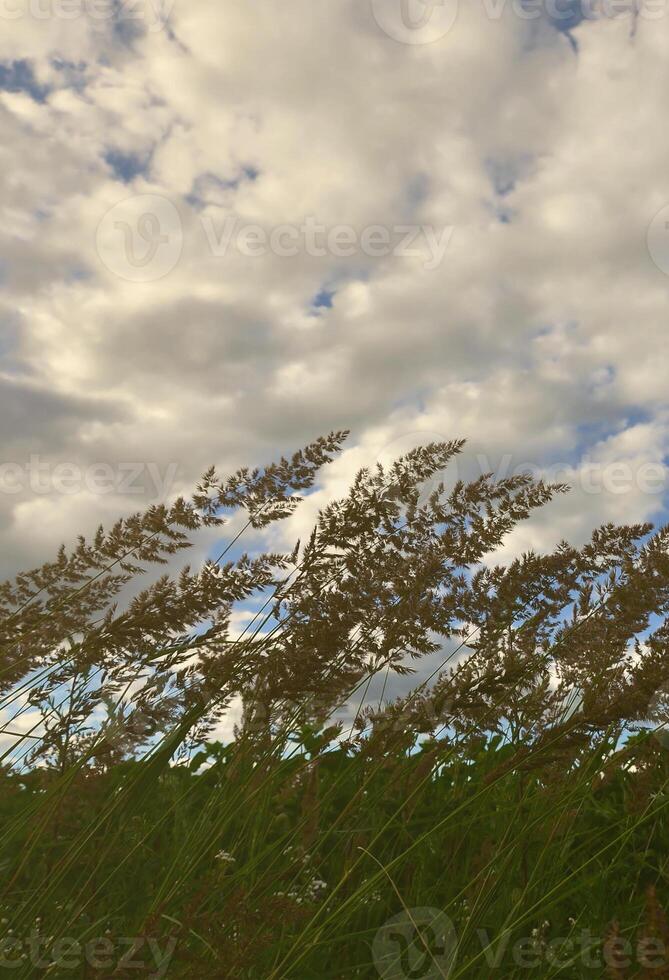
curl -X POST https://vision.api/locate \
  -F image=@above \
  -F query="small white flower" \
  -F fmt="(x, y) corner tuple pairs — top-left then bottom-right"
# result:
(215, 850), (236, 864)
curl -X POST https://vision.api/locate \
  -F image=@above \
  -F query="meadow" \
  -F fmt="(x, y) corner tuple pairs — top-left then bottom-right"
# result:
(1, 433), (669, 978)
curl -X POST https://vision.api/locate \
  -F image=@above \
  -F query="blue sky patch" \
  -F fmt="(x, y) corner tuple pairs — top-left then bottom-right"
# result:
(186, 168), (260, 208)
(311, 287), (335, 311)
(111, 6), (147, 46)
(405, 173), (430, 211)
(104, 149), (150, 183)
(542, 0), (587, 31)
(66, 266), (91, 284)
(50, 58), (89, 92)
(0, 60), (49, 103)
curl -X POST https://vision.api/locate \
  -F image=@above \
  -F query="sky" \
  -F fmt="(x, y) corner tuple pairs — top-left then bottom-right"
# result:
(1, 0), (669, 594)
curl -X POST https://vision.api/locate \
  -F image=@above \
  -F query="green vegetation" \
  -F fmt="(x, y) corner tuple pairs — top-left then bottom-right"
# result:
(2, 433), (669, 977)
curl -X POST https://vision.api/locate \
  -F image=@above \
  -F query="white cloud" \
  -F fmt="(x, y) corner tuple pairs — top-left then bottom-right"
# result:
(0, 4), (667, 717)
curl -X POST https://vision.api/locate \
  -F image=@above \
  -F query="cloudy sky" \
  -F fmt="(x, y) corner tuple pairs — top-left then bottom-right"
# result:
(2, 0), (669, 588)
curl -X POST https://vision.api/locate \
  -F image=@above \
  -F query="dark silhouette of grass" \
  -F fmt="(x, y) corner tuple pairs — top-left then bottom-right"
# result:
(1, 434), (669, 977)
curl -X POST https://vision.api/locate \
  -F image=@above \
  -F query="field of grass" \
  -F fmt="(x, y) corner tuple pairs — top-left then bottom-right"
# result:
(2, 728), (669, 976)
(2, 435), (669, 978)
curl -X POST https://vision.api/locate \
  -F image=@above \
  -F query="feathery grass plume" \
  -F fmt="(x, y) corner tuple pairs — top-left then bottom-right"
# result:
(3, 434), (669, 976)
(0, 432), (347, 768)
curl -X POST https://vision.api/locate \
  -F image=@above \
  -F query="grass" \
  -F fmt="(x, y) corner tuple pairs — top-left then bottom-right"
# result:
(2, 435), (669, 977)
(1, 725), (669, 976)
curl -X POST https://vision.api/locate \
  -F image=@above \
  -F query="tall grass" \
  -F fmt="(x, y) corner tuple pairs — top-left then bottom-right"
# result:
(1, 435), (669, 977)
